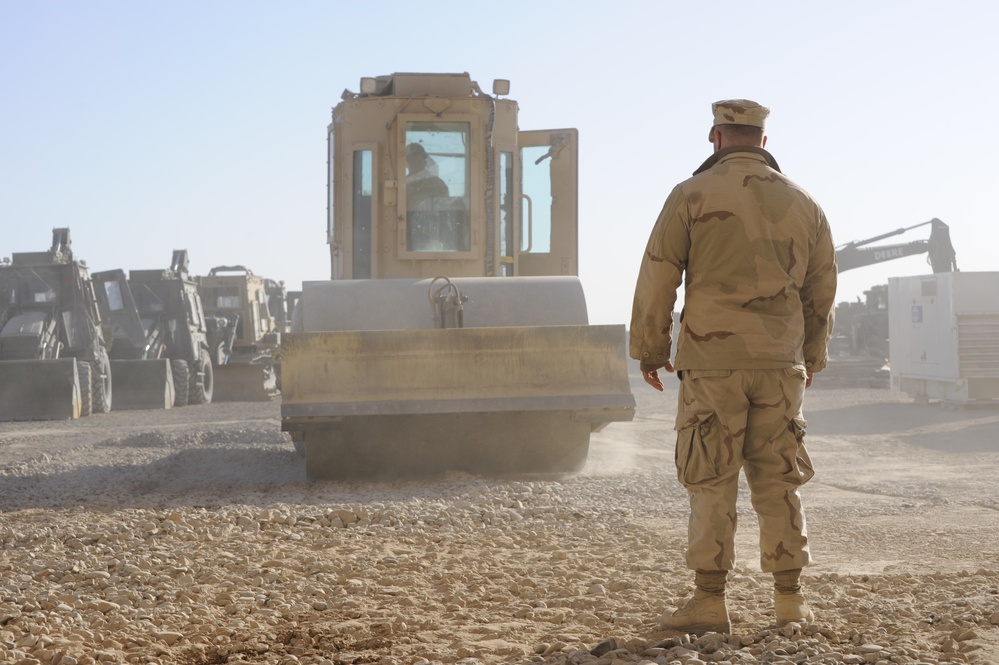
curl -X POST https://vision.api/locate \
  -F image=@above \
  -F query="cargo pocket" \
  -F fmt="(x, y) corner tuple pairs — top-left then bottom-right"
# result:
(781, 416), (815, 485)
(674, 411), (722, 487)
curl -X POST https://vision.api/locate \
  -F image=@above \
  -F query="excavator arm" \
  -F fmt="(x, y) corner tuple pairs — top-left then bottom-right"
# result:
(836, 218), (957, 273)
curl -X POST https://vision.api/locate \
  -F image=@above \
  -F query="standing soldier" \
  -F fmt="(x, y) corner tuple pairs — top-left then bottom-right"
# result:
(630, 99), (837, 634)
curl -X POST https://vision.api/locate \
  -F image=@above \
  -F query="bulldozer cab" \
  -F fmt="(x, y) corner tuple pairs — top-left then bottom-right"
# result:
(327, 73), (578, 282)
(94, 259), (209, 364)
(0, 231), (104, 364)
(91, 269), (148, 356)
(129, 271), (207, 360)
(92, 252), (215, 409)
(198, 267), (278, 351)
(0, 262), (82, 361)
(0, 228), (114, 419)
(197, 266), (281, 401)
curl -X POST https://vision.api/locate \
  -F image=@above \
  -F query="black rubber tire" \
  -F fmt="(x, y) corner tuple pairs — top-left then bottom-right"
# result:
(171, 359), (190, 407)
(77, 361), (93, 418)
(188, 348), (213, 405)
(92, 347), (112, 413)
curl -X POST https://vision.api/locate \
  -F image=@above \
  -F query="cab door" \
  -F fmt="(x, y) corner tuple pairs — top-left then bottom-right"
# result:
(91, 269), (147, 349)
(516, 129), (578, 277)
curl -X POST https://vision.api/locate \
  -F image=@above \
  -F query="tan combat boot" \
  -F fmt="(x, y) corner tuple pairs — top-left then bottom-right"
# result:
(773, 568), (814, 627)
(775, 591), (814, 627)
(660, 588), (731, 634)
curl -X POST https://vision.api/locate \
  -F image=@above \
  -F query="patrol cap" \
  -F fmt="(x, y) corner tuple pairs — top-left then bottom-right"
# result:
(708, 99), (770, 142)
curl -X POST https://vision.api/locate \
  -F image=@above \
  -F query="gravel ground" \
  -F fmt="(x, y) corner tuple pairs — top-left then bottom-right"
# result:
(2, 376), (999, 665)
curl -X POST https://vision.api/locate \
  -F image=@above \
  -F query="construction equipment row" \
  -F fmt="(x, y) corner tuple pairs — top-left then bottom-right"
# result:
(0, 229), (288, 421)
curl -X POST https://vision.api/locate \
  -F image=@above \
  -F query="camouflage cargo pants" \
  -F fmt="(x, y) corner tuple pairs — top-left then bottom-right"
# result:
(673, 367), (814, 573)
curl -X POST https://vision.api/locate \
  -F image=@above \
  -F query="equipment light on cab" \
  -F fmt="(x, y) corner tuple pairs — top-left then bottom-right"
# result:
(360, 77), (378, 94)
(492, 79), (510, 96)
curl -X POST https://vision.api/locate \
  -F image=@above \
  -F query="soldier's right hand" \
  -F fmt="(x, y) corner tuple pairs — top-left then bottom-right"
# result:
(642, 361), (674, 392)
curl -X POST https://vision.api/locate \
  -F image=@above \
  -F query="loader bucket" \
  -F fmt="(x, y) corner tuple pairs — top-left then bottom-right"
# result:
(212, 362), (277, 402)
(280, 324), (635, 480)
(0, 358), (81, 421)
(109, 359), (174, 410)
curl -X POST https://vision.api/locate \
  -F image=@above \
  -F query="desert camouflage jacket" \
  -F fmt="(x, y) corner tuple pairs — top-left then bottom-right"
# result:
(630, 146), (837, 373)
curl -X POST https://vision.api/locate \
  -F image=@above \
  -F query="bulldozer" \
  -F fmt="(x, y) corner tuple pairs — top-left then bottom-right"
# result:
(0, 228), (112, 420)
(281, 72), (636, 480)
(197, 266), (282, 401)
(92, 250), (215, 409)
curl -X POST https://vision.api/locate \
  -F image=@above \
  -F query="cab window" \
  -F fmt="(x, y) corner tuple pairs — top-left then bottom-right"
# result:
(404, 122), (470, 252)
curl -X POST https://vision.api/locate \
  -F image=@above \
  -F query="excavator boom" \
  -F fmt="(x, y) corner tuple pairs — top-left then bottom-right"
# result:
(836, 218), (957, 273)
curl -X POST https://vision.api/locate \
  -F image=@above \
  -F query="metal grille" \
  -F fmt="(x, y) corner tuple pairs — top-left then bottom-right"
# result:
(958, 314), (999, 377)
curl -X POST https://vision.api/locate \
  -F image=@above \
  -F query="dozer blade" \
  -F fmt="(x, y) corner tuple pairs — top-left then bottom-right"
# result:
(0, 358), (81, 421)
(281, 325), (635, 480)
(109, 360), (174, 410)
(212, 363), (277, 402)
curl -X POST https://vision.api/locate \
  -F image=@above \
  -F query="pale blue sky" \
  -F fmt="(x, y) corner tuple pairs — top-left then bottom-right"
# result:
(2, 1), (996, 325)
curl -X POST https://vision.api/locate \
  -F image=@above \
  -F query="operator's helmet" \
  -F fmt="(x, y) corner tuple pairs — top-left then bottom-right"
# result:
(406, 143), (428, 161)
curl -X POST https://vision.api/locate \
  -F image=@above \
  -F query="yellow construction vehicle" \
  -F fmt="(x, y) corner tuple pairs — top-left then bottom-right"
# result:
(197, 266), (281, 401)
(281, 72), (635, 480)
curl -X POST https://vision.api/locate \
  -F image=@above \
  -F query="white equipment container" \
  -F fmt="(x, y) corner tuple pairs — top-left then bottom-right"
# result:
(888, 272), (999, 403)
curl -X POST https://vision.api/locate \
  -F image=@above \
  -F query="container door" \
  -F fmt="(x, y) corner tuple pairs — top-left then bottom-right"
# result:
(517, 129), (578, 277)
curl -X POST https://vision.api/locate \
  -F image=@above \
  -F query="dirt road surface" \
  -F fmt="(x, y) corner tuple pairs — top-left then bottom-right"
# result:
(2, 374), (998, 664)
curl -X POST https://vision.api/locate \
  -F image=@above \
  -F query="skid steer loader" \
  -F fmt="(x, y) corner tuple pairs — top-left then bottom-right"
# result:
(0, 228), (112, 420)
(281, 72), (635, 480)
(92, 250), (214, 409)
(197, 266), (281, 401)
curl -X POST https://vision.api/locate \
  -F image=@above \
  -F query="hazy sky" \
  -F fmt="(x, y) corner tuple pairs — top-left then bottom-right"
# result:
(2, 1), (995, 326)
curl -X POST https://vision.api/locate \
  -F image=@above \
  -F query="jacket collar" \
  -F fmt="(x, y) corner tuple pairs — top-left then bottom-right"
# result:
(692, 146), (782, 176)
